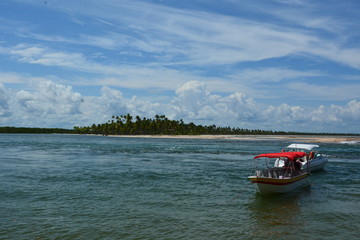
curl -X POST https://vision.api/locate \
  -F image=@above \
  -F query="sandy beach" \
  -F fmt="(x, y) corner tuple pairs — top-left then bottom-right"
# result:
(108, 134), (360, 143)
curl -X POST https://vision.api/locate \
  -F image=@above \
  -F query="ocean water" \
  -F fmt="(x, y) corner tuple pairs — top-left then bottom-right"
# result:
(0, 134), (359, 240)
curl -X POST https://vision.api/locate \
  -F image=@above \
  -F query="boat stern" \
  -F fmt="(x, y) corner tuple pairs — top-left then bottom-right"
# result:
(248, 173), (310, 194)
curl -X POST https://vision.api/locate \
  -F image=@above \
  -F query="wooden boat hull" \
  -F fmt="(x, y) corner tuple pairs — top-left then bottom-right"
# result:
(248, 172), (310, 194)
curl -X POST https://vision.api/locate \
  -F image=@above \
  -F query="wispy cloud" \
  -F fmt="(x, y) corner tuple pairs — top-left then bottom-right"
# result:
(1, 44), (221, 91)
(229, 68), (324, 83)
(3, 43), (359, 101)
(17, 0), (360, 68)
(286, 82), (360, 101)
(0, 72), (27, 84)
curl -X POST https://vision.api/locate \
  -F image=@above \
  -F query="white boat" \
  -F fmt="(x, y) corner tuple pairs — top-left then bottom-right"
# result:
(248, 152), (310, 194)
(275, 143), (328, 172)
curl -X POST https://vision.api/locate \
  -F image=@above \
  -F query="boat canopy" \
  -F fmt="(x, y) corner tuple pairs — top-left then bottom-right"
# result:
(286, 144), (319, 151)
(254, 152), (307, 161)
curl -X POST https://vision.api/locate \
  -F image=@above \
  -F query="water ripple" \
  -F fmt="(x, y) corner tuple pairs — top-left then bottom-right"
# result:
(0, 134), (359, 239)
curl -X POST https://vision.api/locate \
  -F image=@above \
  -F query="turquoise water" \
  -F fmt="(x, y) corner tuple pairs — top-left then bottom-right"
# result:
(1, 134), (359, 239)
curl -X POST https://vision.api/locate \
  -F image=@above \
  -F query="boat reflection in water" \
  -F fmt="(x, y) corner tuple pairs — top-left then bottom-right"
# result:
(246, 192), (306, 239)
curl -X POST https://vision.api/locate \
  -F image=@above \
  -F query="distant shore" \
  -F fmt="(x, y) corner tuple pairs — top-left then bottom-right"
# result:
(107, 134), (360, 143)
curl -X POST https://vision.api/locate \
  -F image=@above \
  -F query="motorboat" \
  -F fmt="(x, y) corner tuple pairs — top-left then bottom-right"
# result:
(276, 143), (328, 172)
(248, 152), (310, 194)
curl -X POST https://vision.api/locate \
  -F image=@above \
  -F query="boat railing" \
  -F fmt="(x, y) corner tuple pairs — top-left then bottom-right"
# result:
(256, 167), (303, 179)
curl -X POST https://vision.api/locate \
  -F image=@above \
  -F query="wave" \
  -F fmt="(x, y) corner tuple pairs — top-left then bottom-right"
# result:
(339, 140), (360, 145)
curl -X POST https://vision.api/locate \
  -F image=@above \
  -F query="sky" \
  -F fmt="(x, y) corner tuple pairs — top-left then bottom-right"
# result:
(0, 0), (360, 133)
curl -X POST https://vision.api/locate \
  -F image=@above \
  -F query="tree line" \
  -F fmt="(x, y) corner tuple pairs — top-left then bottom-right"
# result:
(72, 114), (343, 136)
(0, 127), (74, 134)
(1, 114), (357, 135)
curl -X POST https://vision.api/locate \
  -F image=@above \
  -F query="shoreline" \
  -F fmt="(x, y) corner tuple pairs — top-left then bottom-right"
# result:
(106, 134), (360, 143)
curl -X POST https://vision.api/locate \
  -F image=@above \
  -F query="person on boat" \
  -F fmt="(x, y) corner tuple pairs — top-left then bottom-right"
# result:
(309, 151), (315, 160)
(294, 158), (302, 171)
(284, 159), (291, 168)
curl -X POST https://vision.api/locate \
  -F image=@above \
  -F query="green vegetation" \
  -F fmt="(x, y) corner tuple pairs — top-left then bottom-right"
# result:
(74, 114), (267, 135)
(2, 114), (358, 135)
(72, 114), (355, 136)
(0, 127), (74, 134)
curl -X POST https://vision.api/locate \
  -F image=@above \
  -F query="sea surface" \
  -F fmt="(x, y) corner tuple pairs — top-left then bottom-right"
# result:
(1, 134), (359, 240)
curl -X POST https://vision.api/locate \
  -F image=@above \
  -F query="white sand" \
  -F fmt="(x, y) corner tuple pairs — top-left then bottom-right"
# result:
(107, 134), (360, 143)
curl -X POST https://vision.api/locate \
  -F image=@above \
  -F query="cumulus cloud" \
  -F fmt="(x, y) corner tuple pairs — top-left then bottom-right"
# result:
(311, 100), (360, 123)
(0, 80), (359, 133)
(0, 84), (11, 117)
(264, 104), (308, 123)
(74, 86), (164, 127)
(75, 86), (128, 126)
(18, 81), (83, 115)
(171, 81), (258, 125)
(0, 81), (83, 127)
(173, 81), (213, 116)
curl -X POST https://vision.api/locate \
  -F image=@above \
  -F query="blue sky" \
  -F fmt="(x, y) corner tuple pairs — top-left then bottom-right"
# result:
(0, 0), (360, 133)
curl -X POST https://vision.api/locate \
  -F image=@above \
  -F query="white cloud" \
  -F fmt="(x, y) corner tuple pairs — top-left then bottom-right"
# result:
(230, 67), (323, 83)
(3, 44), (201, 91)
(0, 72), (26, 84)
(172, 81), (292, 127)
(286, 82), (360, 101)
(2, 2), (359, 100)
(1, 0), (360, 133)
(75, 86), (128, 126)
(0, 80), (359, 132)
(0, 83), (11, 117)
(0, 80), (83, 127)
(12, 0), (360, 69)
(97, 86), (128, 115)
(311, 100), (360, 123)
(305, 100), (360, 133)
(173, 81), (212, 115)
(93, 2), (358, 68)
(10, 44), (89, 69)
(77, 86), (164, 127)
(8, 43), (359, 103)
(263, 104), (308, 125)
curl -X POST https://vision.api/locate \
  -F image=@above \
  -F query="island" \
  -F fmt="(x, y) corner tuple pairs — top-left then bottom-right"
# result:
(1, 114), (359, 143)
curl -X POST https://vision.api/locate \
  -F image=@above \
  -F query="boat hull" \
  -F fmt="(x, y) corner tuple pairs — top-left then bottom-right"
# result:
(248, 173), (310, 194)
(305, 156), (328, 172)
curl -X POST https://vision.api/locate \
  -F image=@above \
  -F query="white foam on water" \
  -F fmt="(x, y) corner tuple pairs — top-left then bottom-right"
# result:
(340, 140), (360, 145)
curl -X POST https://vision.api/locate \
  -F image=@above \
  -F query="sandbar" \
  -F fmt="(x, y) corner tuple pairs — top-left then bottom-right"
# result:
(108, 134), (360, 143)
